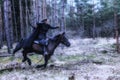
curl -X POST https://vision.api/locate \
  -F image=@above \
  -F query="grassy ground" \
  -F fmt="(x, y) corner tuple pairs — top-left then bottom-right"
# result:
(0, 38), (120, 80)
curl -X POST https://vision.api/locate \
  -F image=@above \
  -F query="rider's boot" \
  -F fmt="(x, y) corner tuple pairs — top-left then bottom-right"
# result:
(44, 41), (48, 55)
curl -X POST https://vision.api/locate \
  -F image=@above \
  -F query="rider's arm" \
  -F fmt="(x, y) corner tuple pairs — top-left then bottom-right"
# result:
(48, 24), (59, 29)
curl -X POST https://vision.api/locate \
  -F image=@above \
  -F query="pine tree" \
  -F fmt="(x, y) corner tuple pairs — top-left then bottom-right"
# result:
(114, 0), (119, 52)
(0, 4), (3, 48)
(3, 0), (12, 53)
(19, 0), (24, 38)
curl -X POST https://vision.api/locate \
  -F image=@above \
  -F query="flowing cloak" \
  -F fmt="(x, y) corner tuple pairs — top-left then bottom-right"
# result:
(23, 23), (59, 48)
(23, 26), (41, 48)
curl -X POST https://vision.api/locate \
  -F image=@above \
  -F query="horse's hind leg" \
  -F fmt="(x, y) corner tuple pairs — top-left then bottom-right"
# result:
(13, 39), (23, 56)
(22, 50), (32, 66)
(22, 52), (27, 62)
(26, 57), (31, 66)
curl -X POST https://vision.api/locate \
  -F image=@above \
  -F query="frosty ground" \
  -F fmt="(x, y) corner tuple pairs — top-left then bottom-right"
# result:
(0, 37), (120, 80)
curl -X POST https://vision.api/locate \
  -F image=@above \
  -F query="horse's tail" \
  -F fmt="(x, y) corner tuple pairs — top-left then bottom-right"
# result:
(12, 39), (24, 56)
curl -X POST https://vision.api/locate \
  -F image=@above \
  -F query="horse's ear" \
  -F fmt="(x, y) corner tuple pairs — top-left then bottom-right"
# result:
(36, 22), (39, 25)
(62, 32), (65, 35)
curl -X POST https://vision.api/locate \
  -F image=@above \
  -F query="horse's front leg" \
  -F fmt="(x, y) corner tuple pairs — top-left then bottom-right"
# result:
(43, 55), (50, 68)
(36, 54), (50, 68)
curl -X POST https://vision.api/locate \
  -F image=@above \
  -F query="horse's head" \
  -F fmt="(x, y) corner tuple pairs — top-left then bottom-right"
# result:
(55, 32), (71, 47)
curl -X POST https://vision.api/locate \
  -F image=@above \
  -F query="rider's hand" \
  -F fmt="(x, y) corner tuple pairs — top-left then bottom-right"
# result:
(56, 26), (60, 28)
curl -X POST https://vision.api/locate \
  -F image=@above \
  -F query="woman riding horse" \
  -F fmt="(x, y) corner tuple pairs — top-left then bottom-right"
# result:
(24, 19), (59, 54)
(34, 19), (59, 54)
(13, 32), (70, 68)
(34, 19), (59, 45)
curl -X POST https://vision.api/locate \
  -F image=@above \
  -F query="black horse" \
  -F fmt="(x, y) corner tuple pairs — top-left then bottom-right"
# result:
(13, 32), (70, 68)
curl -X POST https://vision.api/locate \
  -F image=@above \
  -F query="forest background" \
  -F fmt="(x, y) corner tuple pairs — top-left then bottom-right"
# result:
(0, 0), (120, 53)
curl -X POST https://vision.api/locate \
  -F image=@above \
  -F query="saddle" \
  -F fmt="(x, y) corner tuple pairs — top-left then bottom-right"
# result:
(34, 39), (48, 45)
(33, 39), (48, 53)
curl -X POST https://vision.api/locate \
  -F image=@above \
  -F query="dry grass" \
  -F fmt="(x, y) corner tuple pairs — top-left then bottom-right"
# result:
(0, 38), (120, 80)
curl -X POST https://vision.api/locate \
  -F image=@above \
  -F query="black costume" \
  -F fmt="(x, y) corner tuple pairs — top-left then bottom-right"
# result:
(23, 25), (41, 48)
(23, 19), (59, 50)
(34, 22), (59, 45)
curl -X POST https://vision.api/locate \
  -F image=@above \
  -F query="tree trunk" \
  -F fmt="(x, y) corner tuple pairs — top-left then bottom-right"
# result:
(42, 0), (47, 19)
(115, 27), (119, 52)
(93, 14), (96, 39)
(3, 0), (12, 54)
(19, 0), (24, 38)
(8, 0), (13, 47)
(37, 0), (42, 21)
(92, 1), (96, 39)
(53, 0), (58, 26)
(12, 0), (18, 41)
(61, 2), (65, 32)
(32, 0), (37, 25)
(114, 5), (119, 53)
(51, 1), (54, 26)
(25, 0), (29, 37)
(0, 5), (3, 49)
(79, 5), (85, 37)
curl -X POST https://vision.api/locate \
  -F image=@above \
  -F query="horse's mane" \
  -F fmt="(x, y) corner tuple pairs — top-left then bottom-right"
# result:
(54, 32), (64, 37)
(49, 33), (61, 42)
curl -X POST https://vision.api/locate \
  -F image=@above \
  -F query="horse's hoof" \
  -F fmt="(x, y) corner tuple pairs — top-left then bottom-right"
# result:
(28, 63), (32, 66)
(12, 54), (14, 56)
(41, 67), (46, 70)
(49, 64), (55, 68)
(36, 65), (43, 68)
